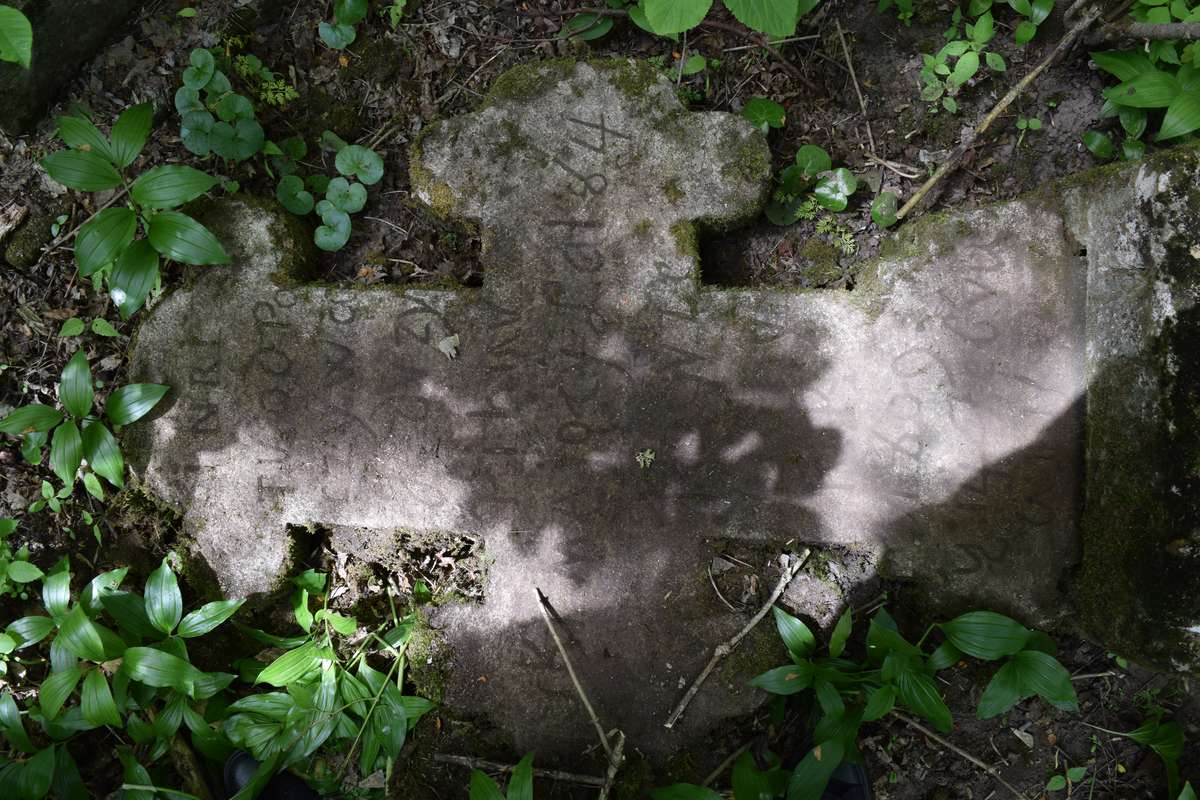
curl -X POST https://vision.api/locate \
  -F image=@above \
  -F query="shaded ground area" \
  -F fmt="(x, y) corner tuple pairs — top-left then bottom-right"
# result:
(0, 0), (1197, 798)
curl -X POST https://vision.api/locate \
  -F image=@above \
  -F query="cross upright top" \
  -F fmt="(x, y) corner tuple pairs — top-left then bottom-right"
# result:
(129, 59), (1087, 755)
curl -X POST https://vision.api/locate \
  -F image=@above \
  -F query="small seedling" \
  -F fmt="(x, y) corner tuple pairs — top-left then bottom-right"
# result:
(320, 0), (368, 49)
(1045, 764), (1088, 793)
(1016, 115), (1042, 146)
(636, 449), (656, 469)
(742, 97), (787, 134)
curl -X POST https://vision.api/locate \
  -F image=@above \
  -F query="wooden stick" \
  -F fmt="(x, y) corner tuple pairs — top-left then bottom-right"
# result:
(597, 730), (627, 800)
(1089, 21), (1200, 42)
(536, 588), (613, 759)
(891, 713), (1029, 800)
(664, 549), (811, 729)
(895, 5), (1104, 220)
(433, 754), (606, 787)
(834, 19), (875, 154)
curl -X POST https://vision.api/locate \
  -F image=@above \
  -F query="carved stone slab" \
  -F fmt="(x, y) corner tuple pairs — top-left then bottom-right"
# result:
(130, 60), (1097, 755)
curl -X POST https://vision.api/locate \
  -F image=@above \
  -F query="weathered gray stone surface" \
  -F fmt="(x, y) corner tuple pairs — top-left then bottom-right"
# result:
(127, 60), (1200, 757)
(0, 0), (145, 134)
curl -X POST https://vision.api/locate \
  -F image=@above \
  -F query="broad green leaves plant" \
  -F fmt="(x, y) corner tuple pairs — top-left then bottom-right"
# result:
(738, 605), (1075, 799)
(968, 0), (1054, 43)
(470, 753), (534, 800)
(41, 106), (229, 319)
(273, 133), (385, 251)
(320, 0), (368, 50)
(0, 556), (242, 796)
(638, 0), (821, 37)
(0, 351), (167, 494)
(742, 97), (787, 134)
(176, 48), (268, 162)
(919, 10), (1006, 113)
(766, 144), (860, 228)
(0, 4), (32, 68)
(1089, 52), (1200, 143)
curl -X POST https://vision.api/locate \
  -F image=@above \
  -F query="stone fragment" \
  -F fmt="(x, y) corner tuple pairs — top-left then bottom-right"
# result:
(126, 60), (1200, 762)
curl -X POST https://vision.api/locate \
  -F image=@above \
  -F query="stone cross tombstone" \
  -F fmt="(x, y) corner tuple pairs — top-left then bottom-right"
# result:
(130, 60), (1098, 755)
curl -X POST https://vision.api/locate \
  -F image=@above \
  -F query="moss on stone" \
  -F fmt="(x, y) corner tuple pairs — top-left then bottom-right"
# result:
(663, 178), (684, 204)
(634, 219), (653, 237)
(409, 121), (458, 220)
(481, 59), (575, 108)
(798, 237), (843, 286)
(407, 611), (454, 703)
(670, 220), (699, 265)
(3, 208), (60, 269)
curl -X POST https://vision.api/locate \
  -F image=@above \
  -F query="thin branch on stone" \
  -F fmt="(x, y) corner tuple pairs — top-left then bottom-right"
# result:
(895, 5), (1104, 220)
(664, 548), (812, 729)
(536, 587), (614, 759)
(433, 754), (607, 787)
(597, 730), (627, 800)
(890, 712), (1030, 800)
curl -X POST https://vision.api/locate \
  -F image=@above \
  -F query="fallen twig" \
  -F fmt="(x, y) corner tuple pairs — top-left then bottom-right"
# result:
(891, 712), (1029, 800)
(702, 740), (754, 787)
(536, 587), (613, 759)
(1088, 20), (1200, 43)
(433, 754), (607, 787)
(597, 730), (626, 800)
(834, 19), (875, 153)
(895, 4), (1104, 220)
(664, 549), (812, 729)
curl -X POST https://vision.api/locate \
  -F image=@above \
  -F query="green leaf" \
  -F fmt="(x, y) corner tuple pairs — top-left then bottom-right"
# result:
(91, 318), (120, 337)
(950, 51), (980, 87)
(731, 751), (775, 800)
(84, 469), (104, 499)
(862, 684), (896, 721)
(326, 177), (368, 214)
(81, 669), (121, 727)
(986, 51), (1006, 71)
(508, 753), (534, 800)
(276, 175), (315, 215)
(0, 6), (33, 68)
(180, 109), (215, 156)
(20, 746), (56, 800)
(50, 420), (83, 486)
(977, 659), (1022, 718)
(6, 616), (55, 647)
(40, 665), (82, 719)
(644, 0), (714, 34)
(788, 739), (845, 800)
(42, 570), (71, 619)
(110, 240), (160, 319)
(742, 97), (787, 133)
(772, 606), (816, 658)
(1011, 650), (1077, 711)
(314, 609), (356, 636)
(319, 21), (357, 49)
(210, 118), (264, 161)
(1014, 19), (1037, 43)
(470, 770), (506, 800)
(1067, 766), (1088, 782)
(132, 165), (219, 209)
(749, 662), (813, 695)
(814, 168), (858, 212)
(81, 421), (124, 488)
(82, 567), (128, 615)
(1105, 71), (1180, 108)
(1091, 50), (1157, 81)
(898, 670), (952, 732)
(257, 640), (322, 686)
(55, 116), (114, 163)
(651, 786), (723, 800)
(724, 0), (800, 35)
(121, 646), (202, 696)
(813, 677), (845, 717)
(178, 599), (245, 638)
(105, 383), (169, 426)
(182, 48), (215, 89)
(145, 557), (183, 635)
(940, 611), (1031, 660)
(1082, 131), (1116, 159)
(871, 190), (899, 228)
(59, 605), (107, 662)
(335, 144), (385, 185)
(109, 103), (153, 168)
(794, 144), (832, 179)
(59, 350), (94, 419)
(1157, 91), (1200, 140)
(828, 609), (852, 658)
(1046, 774), (1067, 791)
(314, 200), (352, 251)
(75, 206), (136, 278)
(1124, 718), (1185, 761)
(100, 591), (159, 638)
(41, 150), (123, 192)
(0, 690), (33, 752)
(0, 404), (63, 436)
(335, 0), (369, 24)
(147, 211), (231, 265)
(928, 640), (964, 670)
(973, 11), (995, 44)
(562, 13), (615, 40)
